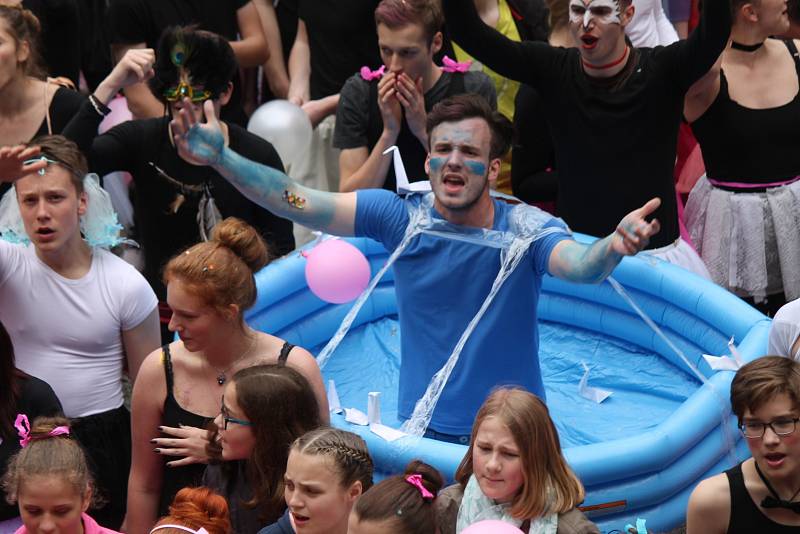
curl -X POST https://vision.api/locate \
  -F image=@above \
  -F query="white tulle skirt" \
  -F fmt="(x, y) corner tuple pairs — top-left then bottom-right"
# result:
(684, 176), (800, 301)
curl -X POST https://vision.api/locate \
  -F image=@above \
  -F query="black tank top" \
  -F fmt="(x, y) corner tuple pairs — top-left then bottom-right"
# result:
(692, 39), (800, 185)
(157, 341), (295, 514)
(725, 463), (800, 533)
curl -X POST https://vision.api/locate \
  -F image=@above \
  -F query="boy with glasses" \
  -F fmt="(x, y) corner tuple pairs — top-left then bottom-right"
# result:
(687, 356), (800, 533)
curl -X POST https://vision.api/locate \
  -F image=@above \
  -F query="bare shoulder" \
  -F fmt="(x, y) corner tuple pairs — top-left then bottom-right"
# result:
(686, 472), (731, 534)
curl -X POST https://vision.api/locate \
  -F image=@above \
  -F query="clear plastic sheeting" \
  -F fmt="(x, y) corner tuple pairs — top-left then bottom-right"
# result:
(316, 316), (700, 448)
(315, 192), (569, 438)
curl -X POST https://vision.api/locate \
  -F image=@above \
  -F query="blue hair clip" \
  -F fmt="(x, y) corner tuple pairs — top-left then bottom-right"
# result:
(23, 156), (60, 176)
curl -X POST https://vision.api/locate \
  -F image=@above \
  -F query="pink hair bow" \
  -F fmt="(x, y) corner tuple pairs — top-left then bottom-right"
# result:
(14, 413), (70, 448)
(441, 55), (472, 73)
(360, 65), (386, 81)
(405, 474), (435, 501)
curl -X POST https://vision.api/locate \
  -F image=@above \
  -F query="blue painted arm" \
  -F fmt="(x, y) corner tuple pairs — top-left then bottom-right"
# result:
(172, 100), (357, 236)
(548, 198), (662, 283)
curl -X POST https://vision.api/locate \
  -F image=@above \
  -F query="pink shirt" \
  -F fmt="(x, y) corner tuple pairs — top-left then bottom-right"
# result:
(15, 513), (121, 534)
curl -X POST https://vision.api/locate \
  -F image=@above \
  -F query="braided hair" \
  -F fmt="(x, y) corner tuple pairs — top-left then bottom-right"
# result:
(291, 428), (374, 491)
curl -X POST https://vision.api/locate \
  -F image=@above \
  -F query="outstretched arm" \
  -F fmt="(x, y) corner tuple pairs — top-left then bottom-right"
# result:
(441, 0), (549, 87)
(171, 99), (357, 236)
(549, 198), (661, 283)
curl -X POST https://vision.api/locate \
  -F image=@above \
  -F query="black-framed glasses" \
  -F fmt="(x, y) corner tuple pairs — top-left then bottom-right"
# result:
(739, 418), (800, 439)
(220, 399), (253, 430)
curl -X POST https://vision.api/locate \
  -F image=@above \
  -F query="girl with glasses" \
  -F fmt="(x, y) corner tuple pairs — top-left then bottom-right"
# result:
(203, 364), (323, 533)
(687, 355), (800, 533)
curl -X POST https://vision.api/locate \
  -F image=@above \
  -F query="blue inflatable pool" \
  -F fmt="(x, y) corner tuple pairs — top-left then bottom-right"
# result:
(246, 235), (770, 532)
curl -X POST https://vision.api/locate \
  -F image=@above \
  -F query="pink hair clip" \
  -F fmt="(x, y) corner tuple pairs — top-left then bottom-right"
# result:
(405, 474), (434, 501)
(441, 56), (472, 73)
(360, 65), (386, 81)
(14, 414), (70, 448)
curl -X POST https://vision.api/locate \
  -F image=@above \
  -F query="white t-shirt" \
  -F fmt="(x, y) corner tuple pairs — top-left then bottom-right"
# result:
(627, 0), (680, 48)
(0, 241), (157, 417)
(769, 299), (800, 361)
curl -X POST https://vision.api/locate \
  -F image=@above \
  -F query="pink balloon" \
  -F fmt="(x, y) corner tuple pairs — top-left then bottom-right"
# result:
(461, 520), (523, 534)
(304, 239), (371, 304)
(99, 96), (133, 134)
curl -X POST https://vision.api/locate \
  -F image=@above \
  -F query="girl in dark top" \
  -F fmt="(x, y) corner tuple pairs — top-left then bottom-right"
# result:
(0, 4), (83, 199)
(202, 364), (322, 533)
(126, 218), (328, 534)
(442, 0), (730, 277)
(684, 0), (800, 314)
(259, 428), (374, 534)
(687, 356), (800, 533)
(349, 460), (444, 534)
(65, 27), (295, 316)
(0, 321), (62, 525)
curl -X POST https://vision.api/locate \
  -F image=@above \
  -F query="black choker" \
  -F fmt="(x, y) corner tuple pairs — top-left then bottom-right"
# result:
(731, 40), (764, 52)
(755, 461), (800, 514)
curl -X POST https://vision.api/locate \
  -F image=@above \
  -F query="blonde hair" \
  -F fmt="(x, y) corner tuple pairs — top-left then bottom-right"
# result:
(455, 388), (584, 519)
(291, 428), (374, 491)
(1, 416), (95, 506)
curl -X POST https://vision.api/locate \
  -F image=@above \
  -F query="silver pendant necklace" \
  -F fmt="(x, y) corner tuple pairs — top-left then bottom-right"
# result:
(207, 335), (256, 385)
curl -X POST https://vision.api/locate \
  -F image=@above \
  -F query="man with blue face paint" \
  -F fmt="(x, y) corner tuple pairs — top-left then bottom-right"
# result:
(171, 93), (660, 442)
(442, 0), (731, 279)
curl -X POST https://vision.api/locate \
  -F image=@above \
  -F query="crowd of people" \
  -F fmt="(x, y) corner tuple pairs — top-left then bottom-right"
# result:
(0, 0), (799, 532)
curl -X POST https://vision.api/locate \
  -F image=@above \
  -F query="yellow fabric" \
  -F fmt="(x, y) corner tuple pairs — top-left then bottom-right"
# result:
(453, 0), (521, 194)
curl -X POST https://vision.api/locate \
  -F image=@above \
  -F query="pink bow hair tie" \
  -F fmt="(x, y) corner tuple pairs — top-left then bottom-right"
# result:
(405, 474), (435, 501)
(14, 413), (70, 448)
(360, 65), (386, 81)
(442, 55), (472, 73)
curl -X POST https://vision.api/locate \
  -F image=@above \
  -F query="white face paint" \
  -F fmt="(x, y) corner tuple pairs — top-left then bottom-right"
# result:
(569, 0), (621, 27)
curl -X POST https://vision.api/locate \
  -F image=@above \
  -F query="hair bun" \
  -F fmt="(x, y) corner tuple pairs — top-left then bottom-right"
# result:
(29, 416), (71, 437)
(211, 218), (269, 273)
(404, 459), (444, 496)
(165, 487), (231, 534)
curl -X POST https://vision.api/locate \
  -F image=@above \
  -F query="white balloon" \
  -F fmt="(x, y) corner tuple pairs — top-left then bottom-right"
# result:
(247, 100), (313, 168)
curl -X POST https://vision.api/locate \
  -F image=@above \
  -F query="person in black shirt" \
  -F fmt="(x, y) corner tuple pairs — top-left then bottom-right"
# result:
(443, 0), (730, 276)
(66, 28), (294, 341)
(105, 0), (268, 124)
(0, 321), (62, 524)
(335, 0), (497, 193)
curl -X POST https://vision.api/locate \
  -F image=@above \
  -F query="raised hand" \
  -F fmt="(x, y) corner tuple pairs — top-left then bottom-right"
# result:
(396, 73), (427, 143)
(377, 72), (403, 137)
(171, 99), (225, 167)
(0, 145), (46, 182)
(612, 197), (662, 255)
(94, 48), (155, 105)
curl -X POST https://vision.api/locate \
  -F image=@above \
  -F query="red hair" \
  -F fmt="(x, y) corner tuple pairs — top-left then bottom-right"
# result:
(152, 487), (232, 534)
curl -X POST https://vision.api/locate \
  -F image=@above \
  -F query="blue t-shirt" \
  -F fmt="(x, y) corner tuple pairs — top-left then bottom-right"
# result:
(355, 190), (570, 434)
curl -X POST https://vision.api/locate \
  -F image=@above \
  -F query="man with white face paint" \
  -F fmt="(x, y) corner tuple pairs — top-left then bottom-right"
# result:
(443, 0), (731, 278)
(171, 93), (661, 442)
